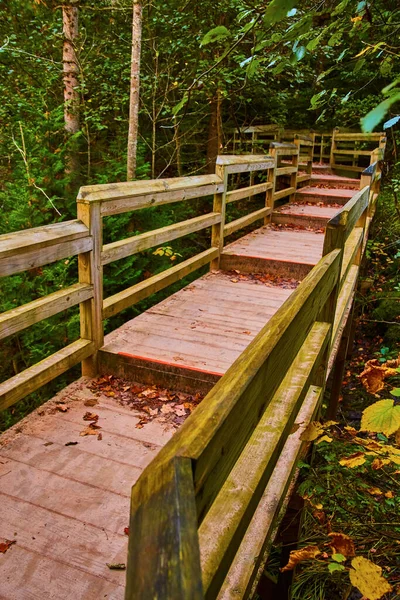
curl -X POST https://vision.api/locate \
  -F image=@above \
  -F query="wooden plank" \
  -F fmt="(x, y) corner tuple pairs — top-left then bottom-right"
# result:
(0, 338), (95, 410)
(0, 236), (93, 278)
(275, 166), (297, 176)
(0, 220), (89, 259)
(223, 207), (272, 237)
(102, 213), (221, 265)
(218, 385), (323, 600)
(226, 182), (272, 204)
(103, 248), (219, 319)
(335, 133), (383, 141)
(332, 264), (359, 349)
(125, 457), (203, 600)
(0, 283), (93, 340)
(334, 149), (372, 156)
(296, 173), (312, 183)
(273, 187), (296, 201)
(326, 187), (368, 242)
(333, 164), (366, 173)
(340, 227), (363, 287)
(199, 322), (330, 597)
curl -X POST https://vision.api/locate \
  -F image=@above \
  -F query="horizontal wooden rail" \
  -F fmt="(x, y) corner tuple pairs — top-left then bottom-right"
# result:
(273, 186), (296, 201)
(103, 248), (218, 319)
(0, 283), (93, 340)
(225, 182), (272, 203)
(223, 207), (272, 237)
(0, 338), (95, 411)
(216, 155), (274, 174)
(334, 149), (372, 156)
(101, 213), (221, 265)
(276, 166), (297, 176)
(0, 220), (92, 277)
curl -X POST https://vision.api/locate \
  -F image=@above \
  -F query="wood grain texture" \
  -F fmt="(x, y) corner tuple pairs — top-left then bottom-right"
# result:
(0, 283), (93, 340)
(126, 457), (203, 600)
(223, 207), (272, 237)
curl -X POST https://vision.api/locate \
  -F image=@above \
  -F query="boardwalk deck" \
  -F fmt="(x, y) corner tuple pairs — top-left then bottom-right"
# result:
(0, 166), (364, 600)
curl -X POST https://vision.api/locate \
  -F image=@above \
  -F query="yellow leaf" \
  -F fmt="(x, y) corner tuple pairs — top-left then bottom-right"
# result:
(354, 44), (370, 56)
(280, 545), (320, 572)
(359, 358), (399, 394)
(315, 435), (332, 445)
(349, 556), (392, 600)
(339, 452), (366, 468)
(367, 487), (383, 496)
(324, 420), (338, 428)
(328, 532), (356, 557)
(361, 399), (400, 436)
(300, 421), (324, 442)
(371, 458), (391, 470)
(385, 491), (394, 499)
(351, 15), (363, 24)
(395, 427), (400, 447)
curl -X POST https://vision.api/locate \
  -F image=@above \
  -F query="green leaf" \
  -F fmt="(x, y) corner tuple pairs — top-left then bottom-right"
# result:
(332, 553), (346, 563)
(264, 0), (298, 25)
(361, 399), (400, 436)
(294, 46), (306, 61)
(328, 562), (345, 573)
(354, 58), (366, 73)
(310, 90), (327, 109)
(246, 57), (260, 78)
(307, 36), (321, 51)
(172, 94), (188, 116)
(200, 26), (230, 46)
(361, 93), (400, 132)
(391, 388), (400, 397)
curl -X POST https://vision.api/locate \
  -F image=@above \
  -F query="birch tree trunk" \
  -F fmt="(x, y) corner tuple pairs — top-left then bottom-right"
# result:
(127, 0), (143, 181)
(62, 1), (80, 176)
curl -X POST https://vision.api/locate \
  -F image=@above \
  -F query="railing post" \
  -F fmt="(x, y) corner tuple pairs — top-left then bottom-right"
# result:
(77, 199), (104, 377)
(211, 161), (228, 270)
(266, 147), (277, 223)
(291, 140), (299, 202)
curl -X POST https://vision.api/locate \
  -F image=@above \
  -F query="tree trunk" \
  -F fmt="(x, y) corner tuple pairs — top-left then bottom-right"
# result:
(127, 0), (143, 181)
(206, 88), (222, 174)
(62, 1), (80, 176)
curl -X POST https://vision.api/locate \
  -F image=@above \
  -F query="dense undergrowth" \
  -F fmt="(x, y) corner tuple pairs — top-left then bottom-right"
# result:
(263, 171), (400, 600)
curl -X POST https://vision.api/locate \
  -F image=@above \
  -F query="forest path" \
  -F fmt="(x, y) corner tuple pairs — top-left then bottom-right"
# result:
(0, 167), (358, 599)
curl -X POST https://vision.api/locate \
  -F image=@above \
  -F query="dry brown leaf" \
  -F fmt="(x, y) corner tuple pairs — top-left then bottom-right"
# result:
(55, 404), (68, 412)
(160, 404), (174, 415)
(0, 539), (16, 554)
(367, 487), (383, 496)
(371, 458), (391, 470)
(359, 358), (399, 394)
(80, 423), (101, 436)
(280, 545), (320, 572)
(328, 532), (356, 557)
(300, 421), (324, 442)
(395, 427), (400, 447)
(349, 556), (392, 600)
(83, 412), (99, 422)
(84, 399), (98, 407)
(385, 491), (394, 499)
(339, 452), (366, 468)
(344, 425), (358, 436)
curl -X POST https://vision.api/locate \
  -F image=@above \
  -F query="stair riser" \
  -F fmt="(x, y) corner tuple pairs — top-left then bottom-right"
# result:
(295, 193), (348, 205)
(98, 349), (219, 395)
(272, 213), (328, 229)
(310, 178), (359, 189)
(220, 253), (314, 280)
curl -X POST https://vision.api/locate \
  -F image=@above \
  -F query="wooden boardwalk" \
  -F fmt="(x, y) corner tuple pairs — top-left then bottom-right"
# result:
(0, 154), (378, 599)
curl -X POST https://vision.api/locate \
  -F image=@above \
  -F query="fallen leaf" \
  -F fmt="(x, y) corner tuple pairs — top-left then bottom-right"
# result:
(371, 458), (391, 470)
(160, 404), (174, 414)
(124, 527), (129, 536)
(385, 491), (394, 499)
(360, 359), (399, 394)
(349, 556), (392, 600)
(84, 399), (98, 407)
(395, 428), (400, 447)
(367, 487), (383, 496)
(80, 424), (102, 436)
(328, 532), (356, 557)
(339, 452), (366, 468)
(0, 539), (16, 554)
(361, 399), (400, 436)
(300, 421), (324, 442)
(65, 441), (78, 446)
(83, 412), (99, 422)
(280, 545), (320, 572)
(106, 563), (126, 570)
(43, 442), (53, 447)
(97, 433), (103, 441)
(315, 435), (332, 444)
(56, 404), (68, 412)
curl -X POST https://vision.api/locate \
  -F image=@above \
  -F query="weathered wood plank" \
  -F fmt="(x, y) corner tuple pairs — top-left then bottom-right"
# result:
(103, 248), (219, 319)
(217, 385), (323, 600)
(334, 149), (372, 156)
(0, 338), (95, 410)
(273, 186), (296, 201)
(102, 213), (221, 265)
(0, 237), (93, 277)
(0, 283), (93, 340)
(225, 182), (272, 204)
(0, 220), (89, 258)
(223, 207), (272, 237)
(275, 166), (297, 176)
(199, 322), (330, 597)
(335, 133), (383, 141)
(125, 457), (203, 600)
(340, 227), (363, 286)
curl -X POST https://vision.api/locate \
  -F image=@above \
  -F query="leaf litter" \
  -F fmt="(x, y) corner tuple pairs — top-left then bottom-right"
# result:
(87, 375), (204, 429)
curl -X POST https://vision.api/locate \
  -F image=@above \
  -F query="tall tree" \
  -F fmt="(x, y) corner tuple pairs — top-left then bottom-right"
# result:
(62, 0), (80, 176)
(127, 0), (143, 180)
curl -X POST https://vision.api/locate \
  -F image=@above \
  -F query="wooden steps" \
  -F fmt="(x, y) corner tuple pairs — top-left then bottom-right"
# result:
(272, 203), (339, 228)
(310, 173), (359, 188)
(99, 272), (293, 393)
(295, 186), (356, 205)
(220, 226), (325, 278)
